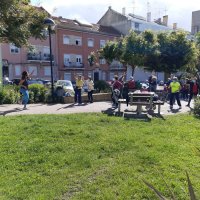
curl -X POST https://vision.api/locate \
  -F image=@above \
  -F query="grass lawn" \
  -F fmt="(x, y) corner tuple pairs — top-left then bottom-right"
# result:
(0, 113), (200, 199)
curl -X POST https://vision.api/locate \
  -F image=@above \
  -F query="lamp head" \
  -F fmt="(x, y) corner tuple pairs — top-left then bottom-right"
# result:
(44, 18), (56, 30)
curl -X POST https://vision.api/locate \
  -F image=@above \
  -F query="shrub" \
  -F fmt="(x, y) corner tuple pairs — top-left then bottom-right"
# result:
(94, 80), (111, 93)
(193, 96), (200, 117)
(29, 84), (48, 103)
(0, 86), (20, 104)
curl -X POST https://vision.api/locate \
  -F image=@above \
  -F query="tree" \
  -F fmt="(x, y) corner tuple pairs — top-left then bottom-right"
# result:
(122, 31), (145, 75)
(98, 38), (124, 65)
(140, 30), (161, 72)
(156, 31), (198, 74)
(0, 0), (48, 47)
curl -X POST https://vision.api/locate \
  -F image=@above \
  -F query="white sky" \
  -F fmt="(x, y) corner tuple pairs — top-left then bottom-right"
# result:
(31, 0), (200, 31)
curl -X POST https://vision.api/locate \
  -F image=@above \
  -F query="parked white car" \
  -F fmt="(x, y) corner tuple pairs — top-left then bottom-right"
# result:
(55, 80), (75, 96)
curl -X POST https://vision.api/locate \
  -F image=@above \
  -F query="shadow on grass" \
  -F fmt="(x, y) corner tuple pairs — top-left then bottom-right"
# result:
(0, 108), (23, 116)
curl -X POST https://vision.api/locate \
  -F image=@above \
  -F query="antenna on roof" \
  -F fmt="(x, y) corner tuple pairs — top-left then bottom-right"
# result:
(164, 7), (168, 15)
(147, 0), (150, 13)
(147, 0), (151, 22)
(132, 0), (136, 15)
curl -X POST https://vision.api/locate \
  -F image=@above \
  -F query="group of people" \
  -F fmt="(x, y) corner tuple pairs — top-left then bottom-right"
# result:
(18, 70), (94, 109)
(18, 69), (199, 110)
(166, 76), (199, 109)
(111, 73), (136, 107)
(110, 72), (200, 110)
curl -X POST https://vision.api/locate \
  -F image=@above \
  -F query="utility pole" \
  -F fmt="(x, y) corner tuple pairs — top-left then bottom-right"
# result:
(0, 44), (2, 87)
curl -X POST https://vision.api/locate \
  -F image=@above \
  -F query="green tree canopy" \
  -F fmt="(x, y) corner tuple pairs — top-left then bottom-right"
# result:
(0, 0), (48, 47)
(99, 30), (199, 75)
(156, 31), (198, 73)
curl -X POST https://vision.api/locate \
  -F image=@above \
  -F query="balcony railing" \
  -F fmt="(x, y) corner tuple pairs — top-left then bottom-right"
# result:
(27, 53), (54, 62)
(64, 62), (84, 68)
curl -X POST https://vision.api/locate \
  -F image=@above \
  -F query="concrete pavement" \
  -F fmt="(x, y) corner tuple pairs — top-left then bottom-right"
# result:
(0, 100), (193, 116)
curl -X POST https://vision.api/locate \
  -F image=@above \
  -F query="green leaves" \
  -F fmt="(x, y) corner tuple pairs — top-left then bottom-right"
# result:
(0, 0), (48, 46)
(100, 30), (199, 74)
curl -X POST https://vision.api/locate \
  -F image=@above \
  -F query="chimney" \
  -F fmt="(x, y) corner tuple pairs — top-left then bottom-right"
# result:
(163, 15), (168, 26)
(122, 7), (126, 15)
(173, 23), (177, 30)
(108, 6), (112, 10)
(147, 12), (151, 22)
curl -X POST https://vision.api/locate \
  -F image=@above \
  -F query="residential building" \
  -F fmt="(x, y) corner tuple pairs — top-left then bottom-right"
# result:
(1, 36), (57, 81)
(54, 17), (121, 82)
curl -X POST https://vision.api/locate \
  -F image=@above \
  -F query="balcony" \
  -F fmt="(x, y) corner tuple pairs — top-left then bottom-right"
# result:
(64, 62), (84, 68)
(27, 53), (54, 62)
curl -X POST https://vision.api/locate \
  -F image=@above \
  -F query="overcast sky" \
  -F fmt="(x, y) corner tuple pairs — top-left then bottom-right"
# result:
(31, 0), (200, 31)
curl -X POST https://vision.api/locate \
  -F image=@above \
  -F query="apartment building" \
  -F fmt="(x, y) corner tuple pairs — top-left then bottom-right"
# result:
(55, 17), (121, 82)
(1, 36), (57, 81)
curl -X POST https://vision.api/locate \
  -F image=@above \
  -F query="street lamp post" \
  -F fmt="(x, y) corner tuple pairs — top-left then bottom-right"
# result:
(44, 18), (55, 102)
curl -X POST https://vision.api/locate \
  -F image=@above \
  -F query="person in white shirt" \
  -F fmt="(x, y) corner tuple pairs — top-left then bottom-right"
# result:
(87, 76), (94, 103)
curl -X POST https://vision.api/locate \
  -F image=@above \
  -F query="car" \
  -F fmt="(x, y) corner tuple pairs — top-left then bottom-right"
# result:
(55, 80), (74, 96)
(12, 79), (21, 85)
(28, 79), (43, 85)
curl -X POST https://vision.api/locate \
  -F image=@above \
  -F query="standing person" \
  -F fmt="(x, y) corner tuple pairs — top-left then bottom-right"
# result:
(127, 76), (135, 92)
(87, 76), (94, 103)
(112, 75), (123, 107)
(186, 77), (199, 107)
(19, 70), (33, 110)
(74, 74), (84, 105)
(169, 76), (182, 109)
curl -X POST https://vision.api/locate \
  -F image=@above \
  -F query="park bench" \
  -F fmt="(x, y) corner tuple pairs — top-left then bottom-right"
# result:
(153, 100), (164, 115)
(118, 99), (127, 113)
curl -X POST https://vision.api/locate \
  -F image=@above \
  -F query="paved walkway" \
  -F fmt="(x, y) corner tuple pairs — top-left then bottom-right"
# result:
(0, 100), (193, 116)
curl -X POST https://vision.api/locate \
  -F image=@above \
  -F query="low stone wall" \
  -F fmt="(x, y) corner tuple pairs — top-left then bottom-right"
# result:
(64, 93), (112, 104)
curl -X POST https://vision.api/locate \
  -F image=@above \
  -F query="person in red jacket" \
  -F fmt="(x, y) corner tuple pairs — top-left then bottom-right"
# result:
(127, 76), (135, 92)
(112, 75), (123, 107)
(186, 77), (199, 107)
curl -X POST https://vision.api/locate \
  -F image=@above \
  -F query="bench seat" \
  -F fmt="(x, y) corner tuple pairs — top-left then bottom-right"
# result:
(153, 100), (164, 114)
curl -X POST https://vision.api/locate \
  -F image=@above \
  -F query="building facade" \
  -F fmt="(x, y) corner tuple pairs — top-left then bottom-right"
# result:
(54, 17), (121, 82)
(1, 36), (58, 82)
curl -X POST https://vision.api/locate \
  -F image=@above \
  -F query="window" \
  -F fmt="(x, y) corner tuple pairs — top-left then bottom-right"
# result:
(64, 54), (71, 66)
(28, 66), (37, 76)
(99, 58), (106, 65)
(76, 55), (82, 63)
(75, 38), (82, 46)
(10, 44), (20, 54)
(102, 71), (106, 80)
(135, 22), (140, 31)
(15, 65), (21, 76)
(44, 67), (51, 76)
(63, 35), (70, 44)
(88, 71), (92, 78)
(100, 40), (106, 48)
(64, 73), (71, 80)
(110, 72), (114, 81)
(88, 39), (94, 47)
